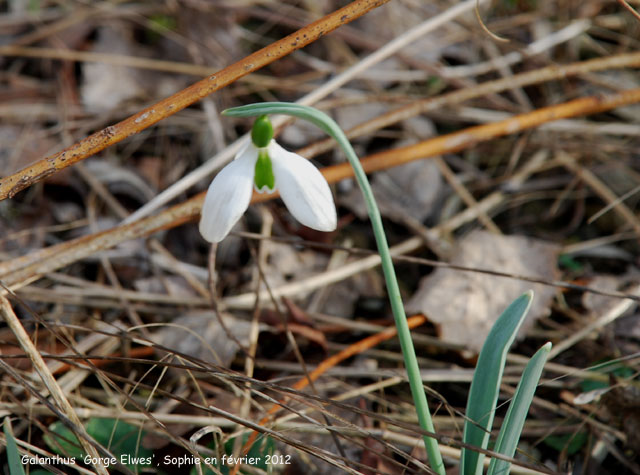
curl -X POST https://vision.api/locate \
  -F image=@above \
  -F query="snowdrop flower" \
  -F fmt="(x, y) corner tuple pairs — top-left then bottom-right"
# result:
(199, 115), (337, 243)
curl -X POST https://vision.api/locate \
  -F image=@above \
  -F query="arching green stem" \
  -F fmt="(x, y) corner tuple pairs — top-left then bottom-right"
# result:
(223, 103), (445, 474)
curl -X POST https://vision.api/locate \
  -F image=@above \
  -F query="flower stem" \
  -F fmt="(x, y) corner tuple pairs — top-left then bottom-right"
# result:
(223, 103), (445, 474)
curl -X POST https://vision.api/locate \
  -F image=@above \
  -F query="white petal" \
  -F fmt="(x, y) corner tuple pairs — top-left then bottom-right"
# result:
(199, 145), (258, 242)
(269, 142), (337, 232)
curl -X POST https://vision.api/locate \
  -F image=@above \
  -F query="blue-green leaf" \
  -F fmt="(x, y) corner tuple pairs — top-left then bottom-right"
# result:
(4, 418), (26, 475)
(461, 291), (534, 475)
(487, 342), (551, 475)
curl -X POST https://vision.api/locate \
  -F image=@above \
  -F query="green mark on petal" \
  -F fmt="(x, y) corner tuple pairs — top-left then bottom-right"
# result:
(251, 115), (273, 148)
(254, 149), (275, 192)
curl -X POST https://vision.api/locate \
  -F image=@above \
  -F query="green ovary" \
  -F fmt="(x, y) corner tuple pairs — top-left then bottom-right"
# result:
(251, 115), (274, 148)
(254, 149), (275, 192)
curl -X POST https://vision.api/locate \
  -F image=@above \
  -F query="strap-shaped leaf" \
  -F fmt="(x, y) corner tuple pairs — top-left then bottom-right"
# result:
(488, 342), (551, 475)
(461, 291), (534, 475)
(4, 417), (26, 475)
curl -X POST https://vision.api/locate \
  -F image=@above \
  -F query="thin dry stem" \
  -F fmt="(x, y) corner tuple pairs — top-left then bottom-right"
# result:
(433, 156), (502, 234)
(236, 315), (429, 471)
(547, 284), (640, 359)
(557, 151), (640, 237)
(0, 296), (109, 474)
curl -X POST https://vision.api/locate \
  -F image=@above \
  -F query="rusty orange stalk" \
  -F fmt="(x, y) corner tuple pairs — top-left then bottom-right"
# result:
(320, 87), (640, 183)
(300, 51), (640, 159)
(0, 0), (389, 201)
(2, 88), (640, 289)
(232, 314), (428, 474)
(618, 0), (640, 22)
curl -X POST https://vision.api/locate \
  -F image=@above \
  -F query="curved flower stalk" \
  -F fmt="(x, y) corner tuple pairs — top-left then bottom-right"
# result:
(199, 115), (337, 243)
(220, 103), (445, 475)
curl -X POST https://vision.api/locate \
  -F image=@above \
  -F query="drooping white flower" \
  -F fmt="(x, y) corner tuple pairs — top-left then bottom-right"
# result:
(199, 116), (337, 243)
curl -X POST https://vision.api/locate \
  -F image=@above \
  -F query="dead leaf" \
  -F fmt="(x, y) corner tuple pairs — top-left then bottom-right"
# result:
(573, 387), (612, 405)
(318, 270), (385, 318)
(581, 275), (621, 315)
(407, 230), (559, 352)
(344, 159), (443, 223)
(279, 120), (327, 147)
(336, 100), (388, 132)
(260, 299), (328, 351)
(81, 25), (148, 113)
(282, 298), (316, 326)
(601, 379), (640, 452)
(255, 240), (329, 294)
(273, 322), (328, 351)
(81, 24), (185, 113)
(152, 311), (264, 368)
(343, 117), (443, 223)
(134, 275), (199, 298)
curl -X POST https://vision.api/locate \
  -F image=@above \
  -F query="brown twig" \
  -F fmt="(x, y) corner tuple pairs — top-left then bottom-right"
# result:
(50, 346), (155, 376)
(0, 0), (389, 201)
(3, 89), (640, 291)
(320, 88), (640, 182)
